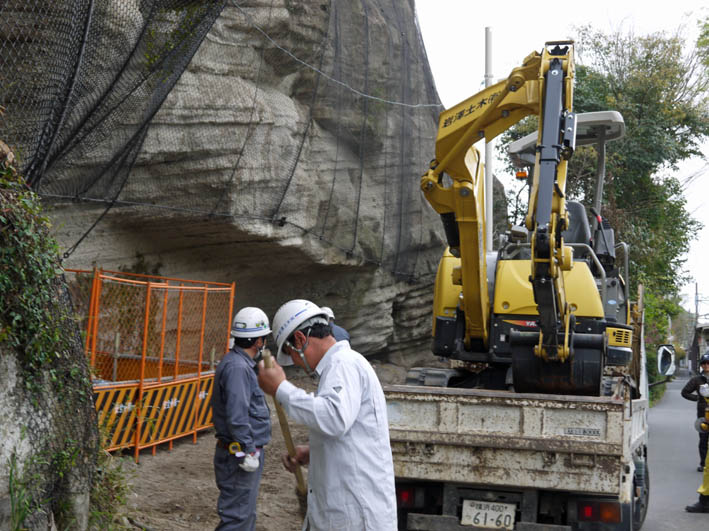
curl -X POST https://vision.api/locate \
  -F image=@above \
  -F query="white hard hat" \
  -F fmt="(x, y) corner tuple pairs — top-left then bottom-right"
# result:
(272, 299), (328, 365)
(320, 306), (335, 320)
(231, 307), (271, 338)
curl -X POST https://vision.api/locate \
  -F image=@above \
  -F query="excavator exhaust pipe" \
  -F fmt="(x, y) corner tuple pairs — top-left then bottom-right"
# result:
(510, 331), (603, 395)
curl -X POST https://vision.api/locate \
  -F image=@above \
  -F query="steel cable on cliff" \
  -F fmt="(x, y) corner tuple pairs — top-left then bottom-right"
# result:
(230, 0), (442, 110)
(30, 0), (162, 184)
(318, 1), (344, 242)
(268, 6), (331, 224)
(378, 18), (394, 268)
(208, 0), (275, 217)
(392, 0), (410, 277)
(350, 0), (371, 256)
(58, 3), (229, 260)
(46, 192), (440, 279)
(62, 126), (148, 260)
(26, 0), (95, 191)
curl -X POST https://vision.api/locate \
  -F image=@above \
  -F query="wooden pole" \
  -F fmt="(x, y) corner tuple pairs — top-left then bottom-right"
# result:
(262, 350), (307, 497)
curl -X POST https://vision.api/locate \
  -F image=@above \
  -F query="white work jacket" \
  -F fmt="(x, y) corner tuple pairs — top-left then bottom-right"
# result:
(276, 341), (397, 531)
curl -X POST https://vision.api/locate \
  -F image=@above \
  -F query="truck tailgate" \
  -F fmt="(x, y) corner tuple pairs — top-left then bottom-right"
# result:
(384, 385), (627, 496)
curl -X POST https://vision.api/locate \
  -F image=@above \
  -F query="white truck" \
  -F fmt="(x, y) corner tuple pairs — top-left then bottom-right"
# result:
(384, 346), (667, 530)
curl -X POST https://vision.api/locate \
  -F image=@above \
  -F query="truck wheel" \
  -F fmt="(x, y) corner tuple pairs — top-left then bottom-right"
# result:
(632, 463), (649, 530)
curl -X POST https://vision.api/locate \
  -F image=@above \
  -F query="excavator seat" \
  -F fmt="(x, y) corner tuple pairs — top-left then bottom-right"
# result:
(563, 201), (591, 246)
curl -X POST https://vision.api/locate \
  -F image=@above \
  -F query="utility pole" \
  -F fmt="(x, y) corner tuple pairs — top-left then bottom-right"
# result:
(484, 27), (493, 252)
(695, 283), (699, 372)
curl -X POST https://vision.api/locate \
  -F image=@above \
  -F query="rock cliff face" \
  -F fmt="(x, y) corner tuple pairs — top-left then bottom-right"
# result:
(49, 0), (447, 360)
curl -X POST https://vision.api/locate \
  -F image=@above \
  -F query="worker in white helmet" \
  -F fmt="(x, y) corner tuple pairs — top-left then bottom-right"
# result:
(211, 307), (272, 530)
(258, 299), (397, 531)
(320, 306), (350, 343)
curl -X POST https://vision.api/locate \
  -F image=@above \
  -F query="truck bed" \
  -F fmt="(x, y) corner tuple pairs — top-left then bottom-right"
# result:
(384, 384), (632, 496)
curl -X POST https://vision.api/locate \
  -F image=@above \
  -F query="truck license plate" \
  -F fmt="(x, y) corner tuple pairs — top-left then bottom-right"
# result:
(461, 500), (515, 529)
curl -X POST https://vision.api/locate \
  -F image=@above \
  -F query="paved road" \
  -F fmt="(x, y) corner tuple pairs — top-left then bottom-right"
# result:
(643, 372), (707, 530)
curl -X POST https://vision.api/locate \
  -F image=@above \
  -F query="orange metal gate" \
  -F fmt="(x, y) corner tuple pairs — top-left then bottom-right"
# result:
(66, 268), (234, 461)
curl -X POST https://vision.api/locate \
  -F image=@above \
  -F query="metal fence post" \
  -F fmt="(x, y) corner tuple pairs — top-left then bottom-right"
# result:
(194, 287), (208, 443)
(112, 332), (120, 382)
(135, 281), (152, 463)
(175, 285), (184, 379)
(158, 282), (169, 383)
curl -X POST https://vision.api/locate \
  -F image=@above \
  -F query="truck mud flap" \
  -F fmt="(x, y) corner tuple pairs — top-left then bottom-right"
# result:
(407, 513), (572, 530)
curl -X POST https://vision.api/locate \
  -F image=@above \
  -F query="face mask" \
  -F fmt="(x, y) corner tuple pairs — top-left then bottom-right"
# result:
(286, 329), (315, 376)
(253, 336), (270, 362)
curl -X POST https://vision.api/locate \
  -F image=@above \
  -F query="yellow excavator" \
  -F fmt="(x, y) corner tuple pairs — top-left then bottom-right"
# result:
(418, 41), (635, 395)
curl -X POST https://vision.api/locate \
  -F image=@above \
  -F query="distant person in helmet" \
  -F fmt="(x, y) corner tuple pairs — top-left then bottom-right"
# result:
(320, 305), (350, 343)
(257, 299), (397, 531)
(211, 307), (272, 531)
(682, 352), (709, 471)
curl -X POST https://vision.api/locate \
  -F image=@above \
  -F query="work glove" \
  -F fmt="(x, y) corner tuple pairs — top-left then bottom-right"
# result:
(699, 383), (709, 398)
(238, 449), (260, 472)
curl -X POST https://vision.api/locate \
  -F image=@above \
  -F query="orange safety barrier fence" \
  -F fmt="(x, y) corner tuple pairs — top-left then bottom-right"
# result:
(65, 268), (234, 461)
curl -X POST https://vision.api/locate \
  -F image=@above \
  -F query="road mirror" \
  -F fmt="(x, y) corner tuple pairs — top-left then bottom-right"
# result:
(657, 344), (676, 376)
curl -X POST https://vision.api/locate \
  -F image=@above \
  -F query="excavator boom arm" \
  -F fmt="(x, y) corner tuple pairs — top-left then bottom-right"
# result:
(422, 42), (576, 356)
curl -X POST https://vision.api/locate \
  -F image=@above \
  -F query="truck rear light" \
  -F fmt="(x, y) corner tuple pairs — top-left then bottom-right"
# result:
(577, 501), (621, 523)
(396, 485), (424, 508)
(397, 486), (415, 508)
(579, 503), (596, 520)
(599, 502), (621, 523)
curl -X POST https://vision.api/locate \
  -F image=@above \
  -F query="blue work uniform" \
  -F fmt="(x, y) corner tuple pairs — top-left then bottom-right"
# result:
(331, 322), (350, 342)
(212, 347), (271, 531)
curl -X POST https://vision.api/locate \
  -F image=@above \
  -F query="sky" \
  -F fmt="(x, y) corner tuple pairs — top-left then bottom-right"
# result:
(415, 0), (708, 316)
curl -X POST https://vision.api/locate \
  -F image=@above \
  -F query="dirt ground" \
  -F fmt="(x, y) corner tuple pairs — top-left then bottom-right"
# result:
(121, 362), (409, 531)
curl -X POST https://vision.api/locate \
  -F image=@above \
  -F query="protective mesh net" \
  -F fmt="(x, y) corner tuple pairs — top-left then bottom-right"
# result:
(0, 0), (443, 279)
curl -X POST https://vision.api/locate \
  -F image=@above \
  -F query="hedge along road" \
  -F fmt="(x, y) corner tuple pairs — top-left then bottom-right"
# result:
(645, 372), (706, 530)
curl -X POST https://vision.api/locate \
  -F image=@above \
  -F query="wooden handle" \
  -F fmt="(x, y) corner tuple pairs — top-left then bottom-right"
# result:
(263, 350), (307, 496)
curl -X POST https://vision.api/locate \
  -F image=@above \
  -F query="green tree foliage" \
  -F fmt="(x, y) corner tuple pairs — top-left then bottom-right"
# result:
(698, 16), (709, 67)
(570, 27), (708, 364)
(571, 26), (708, 299)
